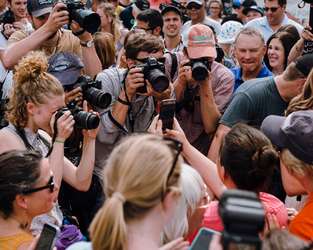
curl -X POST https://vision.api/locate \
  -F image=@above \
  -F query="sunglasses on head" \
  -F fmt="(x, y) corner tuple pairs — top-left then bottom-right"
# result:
(135, 57), (166, 64)
(186, 3), (202, 10)
(264, 7), (279, 12)
(22, 176), (55, 195)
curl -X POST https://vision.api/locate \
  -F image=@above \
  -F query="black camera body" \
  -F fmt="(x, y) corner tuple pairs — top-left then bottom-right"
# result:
(63, 0), (101, 34)
(219, 189), (265, 250)
(1, 9), (15, 24)
(56, 102), (99, 130)
(136, 57), (170, 94)
(74, 75), (112, 109)
(185, 58), (212, 82)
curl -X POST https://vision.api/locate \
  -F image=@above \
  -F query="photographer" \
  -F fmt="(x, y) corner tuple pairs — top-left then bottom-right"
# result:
(174, 24), (234, 154)
(2, 0), (101, 79)
(95, 32), (172, 173)
(0, 51), (98, 235)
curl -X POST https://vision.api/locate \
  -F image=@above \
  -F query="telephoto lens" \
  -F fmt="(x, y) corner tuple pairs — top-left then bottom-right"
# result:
(84, 87), (112, 109)
(73, 109), (100, 129)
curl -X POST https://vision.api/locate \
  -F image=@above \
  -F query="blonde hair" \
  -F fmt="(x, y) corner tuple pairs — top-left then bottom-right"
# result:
(97, 2), (121, 43)
(94, 32), (116, 70)
(281, 149), (313, 177)
(6, 51), (64, 128)
(89, 134), (182, 250)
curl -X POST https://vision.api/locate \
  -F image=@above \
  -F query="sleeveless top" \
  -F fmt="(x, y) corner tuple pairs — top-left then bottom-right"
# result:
(0, 232), (33, 250)
(4, 124), (63, 235)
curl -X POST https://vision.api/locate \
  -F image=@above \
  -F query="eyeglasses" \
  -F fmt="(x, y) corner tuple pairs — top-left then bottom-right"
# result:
(22, 176), (55, 194)
(186, 3), (202, 10)
(264, 7), (279, 12)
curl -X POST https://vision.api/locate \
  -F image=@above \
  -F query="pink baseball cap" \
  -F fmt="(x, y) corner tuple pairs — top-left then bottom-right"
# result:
(183, 24), (217, 59)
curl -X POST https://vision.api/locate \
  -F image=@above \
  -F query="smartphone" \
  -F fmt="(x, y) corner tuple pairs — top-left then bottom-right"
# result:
(189, 228), (220, 250)
(35, 224), (58, 250)
(159, 99), (176, 131)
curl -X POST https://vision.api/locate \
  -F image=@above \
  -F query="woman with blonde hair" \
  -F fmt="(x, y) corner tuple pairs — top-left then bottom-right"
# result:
(96, 2), (123, 52)
(89, 134), (183, 250)
(94, 32), (116, 70)
(0, 51), (97, 234)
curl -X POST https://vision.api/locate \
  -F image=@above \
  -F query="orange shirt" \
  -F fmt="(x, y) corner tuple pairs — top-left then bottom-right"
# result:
(289, 193), (313, 241)
(0, 232), (33, 250)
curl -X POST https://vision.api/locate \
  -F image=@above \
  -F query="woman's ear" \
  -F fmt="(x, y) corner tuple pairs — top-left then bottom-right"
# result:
(15, 194), (28, 210)
(161, 190), (180, 217)
(26, 102), (35, 116)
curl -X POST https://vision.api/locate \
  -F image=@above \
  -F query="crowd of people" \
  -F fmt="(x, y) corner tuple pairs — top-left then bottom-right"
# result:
(0, 0), (313, 249)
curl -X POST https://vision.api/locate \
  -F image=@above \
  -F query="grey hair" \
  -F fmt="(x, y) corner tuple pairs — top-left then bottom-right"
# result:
(234, 27), (265, 46)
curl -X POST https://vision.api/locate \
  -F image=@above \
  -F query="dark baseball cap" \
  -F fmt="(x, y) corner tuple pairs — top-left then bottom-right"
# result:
(134, 0), (150, 11)
(27, 0), (54, 17)
(48, 52), (84, 87)
(161, 5), (181, 17)
(243, 5), (264, 16)
(261, 110), (313, 165)
(294, 54), (313, 77)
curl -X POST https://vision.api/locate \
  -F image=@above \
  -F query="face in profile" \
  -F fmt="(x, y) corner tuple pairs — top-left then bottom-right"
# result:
(22, 159), (57, 218)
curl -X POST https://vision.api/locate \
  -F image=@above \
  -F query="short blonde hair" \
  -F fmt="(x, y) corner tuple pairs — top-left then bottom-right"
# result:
(90, 134), (182, 250)
(281, 149), (313, 177)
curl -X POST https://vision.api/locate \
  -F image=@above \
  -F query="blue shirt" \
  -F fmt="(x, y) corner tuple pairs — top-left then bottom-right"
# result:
(231, 64), (272, 91)
(245, 14), (303, 42)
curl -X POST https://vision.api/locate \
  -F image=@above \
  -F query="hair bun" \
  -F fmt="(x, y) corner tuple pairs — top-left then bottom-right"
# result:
(251, 146), (279, 175)
(14, 51), (48, 84)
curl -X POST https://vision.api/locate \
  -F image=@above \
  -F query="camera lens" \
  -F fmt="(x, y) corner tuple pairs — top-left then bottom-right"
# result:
(192, 62), (208, 81)
(84, 87), (112, 109)
(71, 9), (101, 34)
(147, 69), (169, 93)
(74, 110), (100, 129)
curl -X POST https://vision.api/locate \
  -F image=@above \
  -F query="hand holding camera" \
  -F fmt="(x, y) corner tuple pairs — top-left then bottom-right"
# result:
(44, 2), (69, 34)
(51, 109), (74, 142)
(125, 67), (145, 99)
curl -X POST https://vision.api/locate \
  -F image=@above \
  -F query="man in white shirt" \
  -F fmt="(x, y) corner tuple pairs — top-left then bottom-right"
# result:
(245, 0), (303, 42)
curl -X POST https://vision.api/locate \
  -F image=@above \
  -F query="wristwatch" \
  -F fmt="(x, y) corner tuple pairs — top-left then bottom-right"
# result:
(80, 40), (94, 48)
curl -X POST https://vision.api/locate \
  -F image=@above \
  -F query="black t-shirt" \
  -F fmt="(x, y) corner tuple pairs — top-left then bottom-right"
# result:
(221, 76), (288, 128)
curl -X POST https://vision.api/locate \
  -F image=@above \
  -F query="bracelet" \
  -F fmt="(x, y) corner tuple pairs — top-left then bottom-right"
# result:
(54, 138), (65, 144)
(117, 96), (131, 106)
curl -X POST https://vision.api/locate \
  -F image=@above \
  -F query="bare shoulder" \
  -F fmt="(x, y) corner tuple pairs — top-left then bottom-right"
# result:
(0, 127), (26, 153)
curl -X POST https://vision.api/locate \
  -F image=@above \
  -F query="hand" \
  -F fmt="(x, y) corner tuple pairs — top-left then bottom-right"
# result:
(164, 118), (189, 149)
(146, 80), (172, 100)
(148, 115), (163, 136)
(50, 110), (74, 141)
(287, 207), (298, 223)
(125, 67), (145, 99)
(65, 87), (83, 105)
(81, 101), (99, 139)
(177, 59), (192, 86)
(159, 237), (189, 250)
(43, 2), (69, 34)
(262, 212), (282, 238)
(12, 21), (26, 30)
(70, 20), (93, 41)
(302, 26), (313, 42)
(3, 23), (16, 38)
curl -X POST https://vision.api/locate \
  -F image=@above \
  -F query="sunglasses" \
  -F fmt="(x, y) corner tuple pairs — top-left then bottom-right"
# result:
(264, 7), (279, 12)
(22, 176), (55, 195)
(164, 137), (182, 185)
(186, 3), (202, 10)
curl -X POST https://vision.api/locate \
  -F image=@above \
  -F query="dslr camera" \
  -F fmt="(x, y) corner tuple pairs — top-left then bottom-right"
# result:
(63, 0), (101, 33)
(185, 58), (212, 82)
(136, 57), (170, 94)
(219, 189), (265, 250)
(56, 101), (99, 130)
(74, 75), (112, 109)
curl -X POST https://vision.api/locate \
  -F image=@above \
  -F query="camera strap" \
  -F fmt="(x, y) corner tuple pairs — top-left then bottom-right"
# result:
(108, 110), (128, 134)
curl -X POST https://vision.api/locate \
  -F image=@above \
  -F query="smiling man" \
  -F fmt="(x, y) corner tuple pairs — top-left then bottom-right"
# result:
(245, 0), (302, 42)
(161, 4), (183, 53)
(232, 27), (272, 91)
